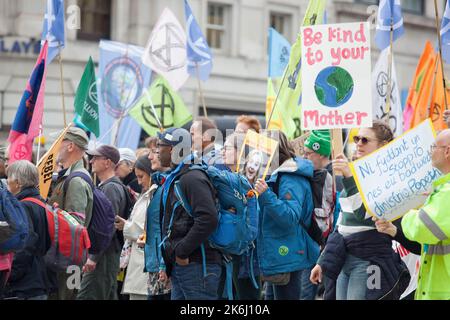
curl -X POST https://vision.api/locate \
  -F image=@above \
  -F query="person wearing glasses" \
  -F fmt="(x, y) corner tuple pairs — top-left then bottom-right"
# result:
(398, 129), (450, 300)
(310, 120), (411, 300)
(47, 127), (93, 300)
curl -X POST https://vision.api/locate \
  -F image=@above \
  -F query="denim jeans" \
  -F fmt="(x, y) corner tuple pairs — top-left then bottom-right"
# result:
(299, 268), (317, 300)
(171, 262), (222, 300)
(336, 254), (370, 300)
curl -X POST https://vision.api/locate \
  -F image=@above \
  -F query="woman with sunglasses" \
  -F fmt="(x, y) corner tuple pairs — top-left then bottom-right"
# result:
(310, 120), (411, 300)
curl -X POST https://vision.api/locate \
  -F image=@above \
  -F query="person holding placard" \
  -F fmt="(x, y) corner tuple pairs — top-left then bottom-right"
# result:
(254, 131), (320, 300)
(310, 120), (410, 300)
(399, 129), (450, 300)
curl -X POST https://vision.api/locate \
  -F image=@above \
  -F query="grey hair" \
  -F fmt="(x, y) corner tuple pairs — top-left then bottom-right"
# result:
(6, 160), (39, 189)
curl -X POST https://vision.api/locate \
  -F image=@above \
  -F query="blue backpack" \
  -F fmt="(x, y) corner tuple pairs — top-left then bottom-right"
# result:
(173, 165), (258, 255)
(0, 188), (31, 253)
(172, 164), (259, 299)
(64, 172), (115, 254)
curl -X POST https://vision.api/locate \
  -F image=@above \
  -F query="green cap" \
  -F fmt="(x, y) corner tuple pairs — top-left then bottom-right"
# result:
(304, 130), (331, 157)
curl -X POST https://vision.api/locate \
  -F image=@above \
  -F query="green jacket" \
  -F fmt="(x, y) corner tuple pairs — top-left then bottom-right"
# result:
(402, 172), (450, 300)
(48, 160), (94, 228)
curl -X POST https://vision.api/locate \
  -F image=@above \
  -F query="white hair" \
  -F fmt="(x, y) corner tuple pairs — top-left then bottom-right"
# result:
(6, 160), (39, 189)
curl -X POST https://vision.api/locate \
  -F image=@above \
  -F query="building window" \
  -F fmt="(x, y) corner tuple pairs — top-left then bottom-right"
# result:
(402, 0), (424, 15)
(355, 0), (424, 15)
(207, 3), (231, 51)
(270, 12), (292, 39)
(354, 0), (378, 4)
(77, 0), (111, 41)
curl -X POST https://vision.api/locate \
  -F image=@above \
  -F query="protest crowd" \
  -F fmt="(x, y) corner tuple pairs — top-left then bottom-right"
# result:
(1, 0), (450, 301)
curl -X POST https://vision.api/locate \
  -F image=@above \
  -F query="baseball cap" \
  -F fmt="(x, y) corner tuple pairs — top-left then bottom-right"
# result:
(118, 148), (137, 163)
(63, 127), (89, 150)
(86, 145), (120, 165)
(157, 128), (191, 147)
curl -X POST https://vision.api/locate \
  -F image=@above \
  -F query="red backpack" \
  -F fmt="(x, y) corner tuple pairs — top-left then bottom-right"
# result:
(21, 198), (91, 272)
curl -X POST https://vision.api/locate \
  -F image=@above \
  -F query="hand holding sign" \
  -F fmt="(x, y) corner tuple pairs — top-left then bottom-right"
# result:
(332, 154), (352, 178)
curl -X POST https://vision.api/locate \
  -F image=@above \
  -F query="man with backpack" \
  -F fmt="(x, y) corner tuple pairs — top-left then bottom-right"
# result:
(77, 145), (129, 300)
(158, 127), (222, 300)
(48, 127), (93, 300)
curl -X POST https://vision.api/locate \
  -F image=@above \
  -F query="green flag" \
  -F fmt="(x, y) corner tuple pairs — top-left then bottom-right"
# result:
(129, 76), (193, 136)
(74, 57), (99, 137)
(277, 0), (327, 139)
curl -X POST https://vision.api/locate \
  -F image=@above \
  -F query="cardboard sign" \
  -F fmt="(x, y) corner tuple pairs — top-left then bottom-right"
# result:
(349, 119), (440, 221)
(301, 22), (372, 130)
(237, 130), (279, 182)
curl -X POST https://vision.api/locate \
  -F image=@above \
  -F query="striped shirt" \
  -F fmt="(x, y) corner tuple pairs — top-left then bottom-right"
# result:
(336, 176), (376, 236)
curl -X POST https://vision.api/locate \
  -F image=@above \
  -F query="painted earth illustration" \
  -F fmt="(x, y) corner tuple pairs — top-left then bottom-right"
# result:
(314, 66), (354, 108)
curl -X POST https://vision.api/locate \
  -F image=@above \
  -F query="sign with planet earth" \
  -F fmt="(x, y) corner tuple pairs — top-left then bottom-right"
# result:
(300, 22), (372, 130)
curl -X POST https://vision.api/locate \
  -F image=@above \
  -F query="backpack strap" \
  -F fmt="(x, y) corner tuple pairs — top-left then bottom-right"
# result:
(21, 197), (47, 209)
(21, 197), (59, 249)
(63, 171), (94, 194)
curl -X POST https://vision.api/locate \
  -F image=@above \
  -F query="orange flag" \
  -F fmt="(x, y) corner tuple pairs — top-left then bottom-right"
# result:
(410, 47), (437, 129)
(404, 42), (436, 131)
(429, 55), (450, 131)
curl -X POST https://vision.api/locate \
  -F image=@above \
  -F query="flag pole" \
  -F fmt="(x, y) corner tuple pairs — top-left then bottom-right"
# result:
(434, 0), (449, 111)
(384, 17), (394, 118)
(144, 88), (164, 132)
(36, 125), (43, 164)
(57, 43), (68, 127)
(427, 56), (440, 118)
(266, 66), (289, 129)
(195, 62), (208, 118)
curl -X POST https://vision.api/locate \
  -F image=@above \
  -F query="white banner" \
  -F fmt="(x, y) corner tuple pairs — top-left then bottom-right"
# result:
(142, 8), (189, 91)
(301, 22), (372, 130)
(372, 48), (403, 137)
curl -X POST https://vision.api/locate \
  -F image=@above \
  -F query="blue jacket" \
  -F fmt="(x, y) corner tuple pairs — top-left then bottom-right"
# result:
(144, 173), (165, 273)
(257, 157), (319, 275)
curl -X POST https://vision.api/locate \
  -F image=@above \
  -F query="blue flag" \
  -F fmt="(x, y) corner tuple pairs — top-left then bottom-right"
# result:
(41, 0), (65, 65)
(441, 0), (450, 64)
(268, 28), (291, 78)
(184, 0), (213, 81)
(97, 40), (152, 149)
(375, 0), (405, 50)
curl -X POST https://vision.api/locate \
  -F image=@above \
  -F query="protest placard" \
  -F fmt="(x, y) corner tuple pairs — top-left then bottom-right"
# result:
(301, 22), (372, 130)
(349, 119), (440, 221)
(237, 130), (279, 181)
(37, 125), (72, 199)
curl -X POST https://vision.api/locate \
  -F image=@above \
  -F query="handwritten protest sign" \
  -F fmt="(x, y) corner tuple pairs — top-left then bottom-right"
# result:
(349, 119), (440, 221)
(301, 22), (372, 130)
(237, 130), (279, 181)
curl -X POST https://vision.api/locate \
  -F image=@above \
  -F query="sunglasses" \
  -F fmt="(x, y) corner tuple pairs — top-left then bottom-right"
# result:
(353, 135), (378, 145)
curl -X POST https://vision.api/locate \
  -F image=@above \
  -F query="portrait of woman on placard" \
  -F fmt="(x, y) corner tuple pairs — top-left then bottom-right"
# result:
(243, 149), (264, 185)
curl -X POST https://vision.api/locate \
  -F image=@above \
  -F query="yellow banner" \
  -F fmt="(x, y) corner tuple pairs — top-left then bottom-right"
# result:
(37, 125), (72, 199)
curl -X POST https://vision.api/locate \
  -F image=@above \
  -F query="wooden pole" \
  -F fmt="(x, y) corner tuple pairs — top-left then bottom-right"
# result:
(196, 62), (208, 118)
(36, 125), (43, 164)
(384, 18), (394, 117)
(434, 0), (449, 111)
(427, 57), (440, 118)
(58, 44), (67, 127)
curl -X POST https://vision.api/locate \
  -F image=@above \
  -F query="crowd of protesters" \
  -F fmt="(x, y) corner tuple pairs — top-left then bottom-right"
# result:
(0, 115), (449, 300)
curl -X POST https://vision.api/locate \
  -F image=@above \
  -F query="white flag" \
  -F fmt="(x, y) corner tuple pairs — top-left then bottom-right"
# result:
(142, 8), (189, 91)
(372, 48), (403, 137)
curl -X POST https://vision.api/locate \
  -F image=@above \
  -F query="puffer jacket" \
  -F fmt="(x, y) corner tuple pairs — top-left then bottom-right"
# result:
(257, 157), (320, 276)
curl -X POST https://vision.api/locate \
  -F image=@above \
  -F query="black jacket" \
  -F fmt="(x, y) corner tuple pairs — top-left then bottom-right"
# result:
(122, 171), (141, 194)
(5, 187), (51, 298)
(161, 165), (221, 276)
(320, 230), (410, 300)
